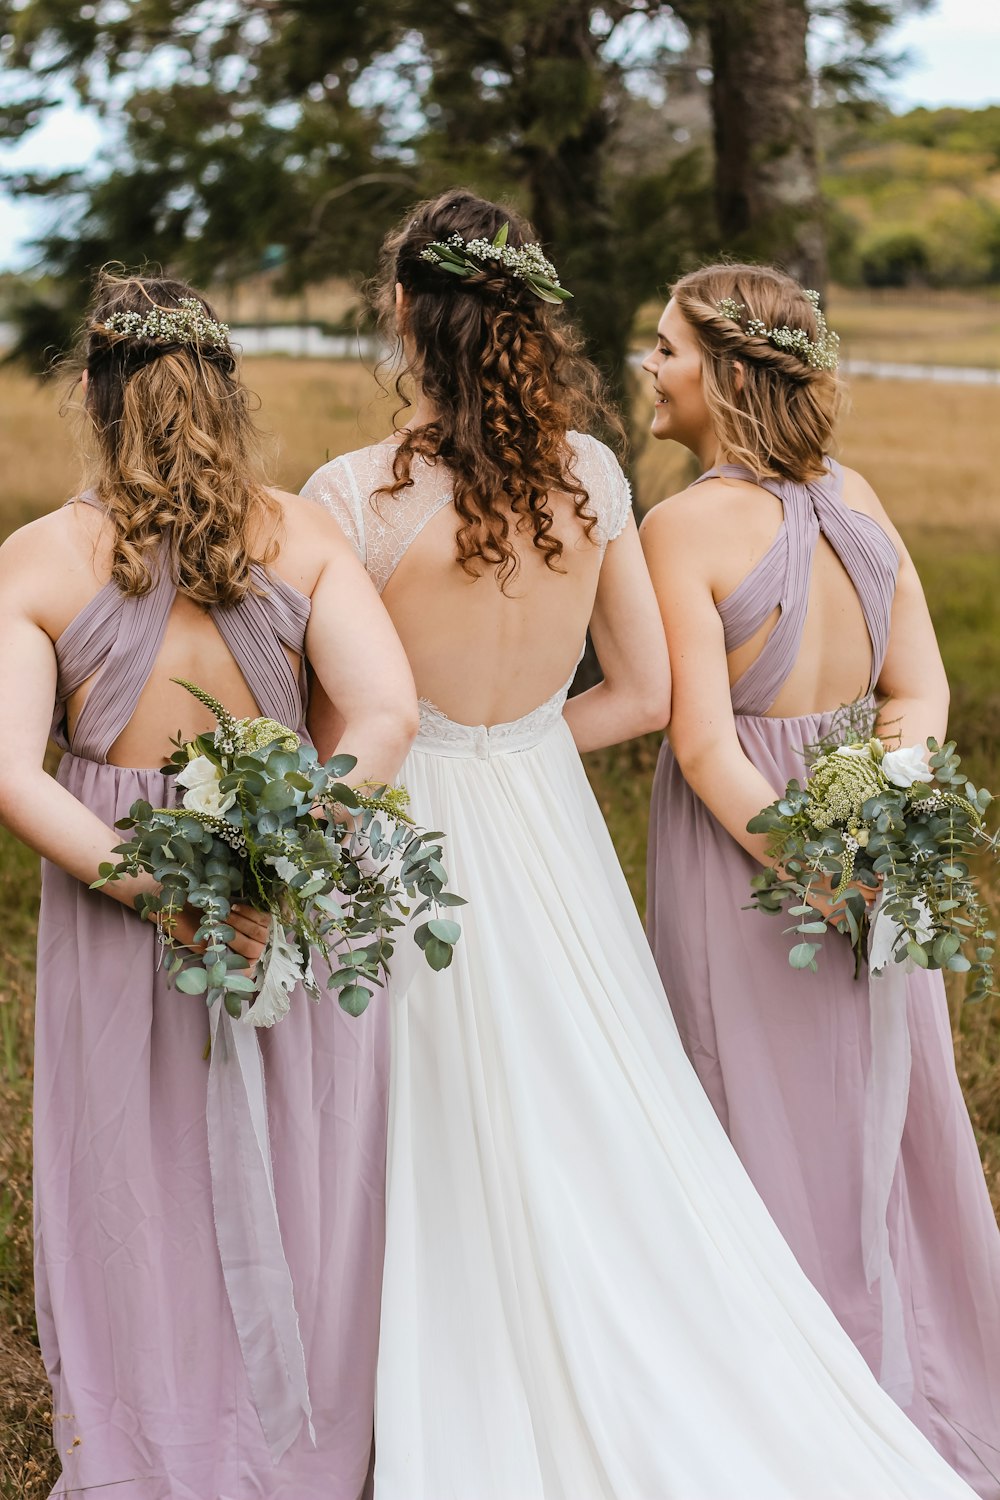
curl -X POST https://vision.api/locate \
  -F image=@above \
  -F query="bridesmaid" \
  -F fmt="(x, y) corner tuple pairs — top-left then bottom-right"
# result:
(0, 273), (417, 1498)
(640, 261), (1000, 1499)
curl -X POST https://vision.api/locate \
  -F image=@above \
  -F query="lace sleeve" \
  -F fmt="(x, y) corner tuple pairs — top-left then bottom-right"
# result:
(570, 432), (633, 546)
(300, 456), (366, 563)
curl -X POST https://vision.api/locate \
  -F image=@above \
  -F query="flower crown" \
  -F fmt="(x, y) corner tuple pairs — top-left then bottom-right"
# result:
(716, 288), (839, 372)
(419, 222), (572, 304)
(101, 297), (232, 350)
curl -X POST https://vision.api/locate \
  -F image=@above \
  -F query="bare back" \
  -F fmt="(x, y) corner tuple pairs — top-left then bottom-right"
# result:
(303, 433), (632, 727)
(681, 461), (900, 719)
(37, 492), (338, 768)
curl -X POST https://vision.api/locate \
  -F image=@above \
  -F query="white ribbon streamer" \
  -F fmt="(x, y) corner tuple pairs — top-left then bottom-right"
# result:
(206, 994), (315, 1462)
(861, 893), (932, 1406)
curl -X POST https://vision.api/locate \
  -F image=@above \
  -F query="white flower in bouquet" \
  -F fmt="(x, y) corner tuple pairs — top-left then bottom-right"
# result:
(881, 744), (930, 789)
(175, 754), (237, 816)
(747, 731), (996, 1000)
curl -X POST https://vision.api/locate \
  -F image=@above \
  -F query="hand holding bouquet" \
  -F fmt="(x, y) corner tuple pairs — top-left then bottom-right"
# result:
(94, 680), (464, 1022)
(748, 736), (997, 1000)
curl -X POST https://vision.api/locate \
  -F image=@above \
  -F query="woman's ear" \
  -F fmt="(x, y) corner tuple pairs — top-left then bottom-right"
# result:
(732, 360), (745, 394)
(394, 282), (407, 332)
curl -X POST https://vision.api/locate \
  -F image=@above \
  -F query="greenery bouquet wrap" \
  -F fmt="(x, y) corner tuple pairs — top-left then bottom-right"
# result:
(748, 735), (997, 1000)
(94, 680), (464, 1023)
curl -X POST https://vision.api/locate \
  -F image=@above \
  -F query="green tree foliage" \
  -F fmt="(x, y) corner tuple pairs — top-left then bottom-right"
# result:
(0, 0), (716, 402)
(1, 0), (944, 380)
(823, 105), (1000, 287)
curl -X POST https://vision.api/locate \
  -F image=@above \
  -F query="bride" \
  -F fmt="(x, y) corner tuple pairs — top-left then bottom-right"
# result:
(303, 188), (979, 1499)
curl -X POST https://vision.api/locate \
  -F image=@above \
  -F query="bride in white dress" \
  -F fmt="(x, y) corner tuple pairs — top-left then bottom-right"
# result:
(303, 189), (979, 1500)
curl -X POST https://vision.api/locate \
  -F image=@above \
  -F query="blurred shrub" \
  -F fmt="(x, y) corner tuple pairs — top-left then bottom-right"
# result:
(859, 230), (931, 288)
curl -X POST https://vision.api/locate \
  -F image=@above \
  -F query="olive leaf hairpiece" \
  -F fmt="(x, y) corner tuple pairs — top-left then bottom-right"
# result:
(420, 222), (573, 304)
(716, 287), (840, 372)
(101, 297), (231, 349)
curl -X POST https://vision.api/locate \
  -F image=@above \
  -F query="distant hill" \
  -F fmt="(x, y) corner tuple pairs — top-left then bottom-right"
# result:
(823, 106), (1000, 287)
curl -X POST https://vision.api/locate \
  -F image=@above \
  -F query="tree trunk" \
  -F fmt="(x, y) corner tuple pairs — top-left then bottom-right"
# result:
(705, 0), (826, 288)
(515, 3), (632, 429)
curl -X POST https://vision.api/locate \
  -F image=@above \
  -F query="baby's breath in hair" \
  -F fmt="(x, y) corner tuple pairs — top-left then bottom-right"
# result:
(420, 222), (572, 304)
(102, 297), (231, 350)
(716, 288), (840, 372)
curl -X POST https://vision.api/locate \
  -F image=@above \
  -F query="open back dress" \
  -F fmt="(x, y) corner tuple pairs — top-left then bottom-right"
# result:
(647, 460), (1000, 1498)
(34, 492), (387, 1500)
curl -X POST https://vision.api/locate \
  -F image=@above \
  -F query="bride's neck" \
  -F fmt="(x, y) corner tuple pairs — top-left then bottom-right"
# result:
(401, 391), (440, 432)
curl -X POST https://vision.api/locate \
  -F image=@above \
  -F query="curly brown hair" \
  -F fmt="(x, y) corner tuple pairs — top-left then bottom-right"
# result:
(71, 270), (278, 607)
(671, 263), (843, 483)
(371, 189), (623, 588)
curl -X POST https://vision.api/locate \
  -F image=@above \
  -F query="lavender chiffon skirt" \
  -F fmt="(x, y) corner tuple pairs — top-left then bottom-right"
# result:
(647, 710), (1000, 1499)
(34, 753), (388, 1500)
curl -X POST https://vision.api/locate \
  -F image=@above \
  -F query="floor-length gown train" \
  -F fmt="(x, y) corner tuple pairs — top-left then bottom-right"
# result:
(305, 438), (981, 1500)
(34, 494), (387, 1499)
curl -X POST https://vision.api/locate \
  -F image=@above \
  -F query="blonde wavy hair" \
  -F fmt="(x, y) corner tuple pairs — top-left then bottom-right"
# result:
(671, 263), (843, 482)
(72, 270), (277, 607)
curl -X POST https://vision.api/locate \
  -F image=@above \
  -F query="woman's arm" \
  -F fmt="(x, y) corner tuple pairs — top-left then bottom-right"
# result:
(0, 526), (163, 902)
(640, 496), (782, 865)
(874, 551), (949, 752)
(302, 505), (419, 779)
(0, 524), (274, 962)
(562, 517), (672, 753)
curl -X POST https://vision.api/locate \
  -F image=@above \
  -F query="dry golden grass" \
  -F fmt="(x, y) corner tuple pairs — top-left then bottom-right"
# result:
(828, 286), (1000, 371)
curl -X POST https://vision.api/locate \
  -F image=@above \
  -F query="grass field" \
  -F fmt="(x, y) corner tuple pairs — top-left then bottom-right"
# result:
(1, 353), (998, 1496)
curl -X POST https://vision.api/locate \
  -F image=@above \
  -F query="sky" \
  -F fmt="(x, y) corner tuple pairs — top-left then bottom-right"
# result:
(1, 0), (998, 273)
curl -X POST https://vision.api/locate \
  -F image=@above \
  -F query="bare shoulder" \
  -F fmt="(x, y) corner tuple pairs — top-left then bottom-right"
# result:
(263, 487), (366, 597)
(640, 474), (762, 552)
(639, 483), (704, 543)
(0, 504), (105, 606)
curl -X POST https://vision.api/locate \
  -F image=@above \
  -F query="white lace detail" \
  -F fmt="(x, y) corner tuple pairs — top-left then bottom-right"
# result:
(572, 430), (633, 545)
(415, 683), (571, 760)
(300, 430), (632, 594)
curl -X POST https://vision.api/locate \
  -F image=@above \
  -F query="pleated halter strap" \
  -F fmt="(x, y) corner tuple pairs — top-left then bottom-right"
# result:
(693, 459), (900, 717)
(53, 494), (311, 762)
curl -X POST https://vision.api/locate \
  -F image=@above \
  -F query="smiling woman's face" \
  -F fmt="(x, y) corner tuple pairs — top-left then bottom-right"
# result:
(641, 298), (715, 459)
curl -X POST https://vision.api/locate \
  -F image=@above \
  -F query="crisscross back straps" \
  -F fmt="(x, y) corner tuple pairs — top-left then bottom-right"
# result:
(55, 496), (311, 759)
(695, 462), (898, 716)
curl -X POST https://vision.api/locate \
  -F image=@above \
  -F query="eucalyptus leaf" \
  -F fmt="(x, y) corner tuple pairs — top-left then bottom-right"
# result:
(423, 936), (455, 971)
(175, 967), (209, 995)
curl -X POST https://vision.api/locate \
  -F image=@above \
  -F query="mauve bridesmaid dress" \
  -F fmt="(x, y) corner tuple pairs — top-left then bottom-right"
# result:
(33, 494), (387, 1499)
(647, 459), (1000, 1499)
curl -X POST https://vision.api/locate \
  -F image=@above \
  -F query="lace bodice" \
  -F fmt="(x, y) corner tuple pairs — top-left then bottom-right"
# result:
(300, 430), (632, 595)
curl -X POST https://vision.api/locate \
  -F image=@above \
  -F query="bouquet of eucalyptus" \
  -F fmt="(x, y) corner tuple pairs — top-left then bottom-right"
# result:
(747, 736), (997, 1001)
(94, 681), (463, 1022)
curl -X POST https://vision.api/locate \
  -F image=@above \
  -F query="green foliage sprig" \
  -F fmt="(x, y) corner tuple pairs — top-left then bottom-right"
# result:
(93, 681), (464, 1019)
(420, 222), (573, 304)
(748, 736), (997, 1001)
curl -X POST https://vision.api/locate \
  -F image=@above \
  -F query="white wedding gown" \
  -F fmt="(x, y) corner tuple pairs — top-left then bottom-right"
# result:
(304, 437), (978, 1500)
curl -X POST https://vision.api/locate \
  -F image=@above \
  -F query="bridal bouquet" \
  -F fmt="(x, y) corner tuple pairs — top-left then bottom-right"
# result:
(94, 680), (463, 1022)
(747, 736), (997, 1001)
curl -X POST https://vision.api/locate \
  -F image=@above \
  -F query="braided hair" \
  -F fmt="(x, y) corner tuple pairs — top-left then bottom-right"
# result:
(370, 189), (623, 590)
(672, 263), (843, 483)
